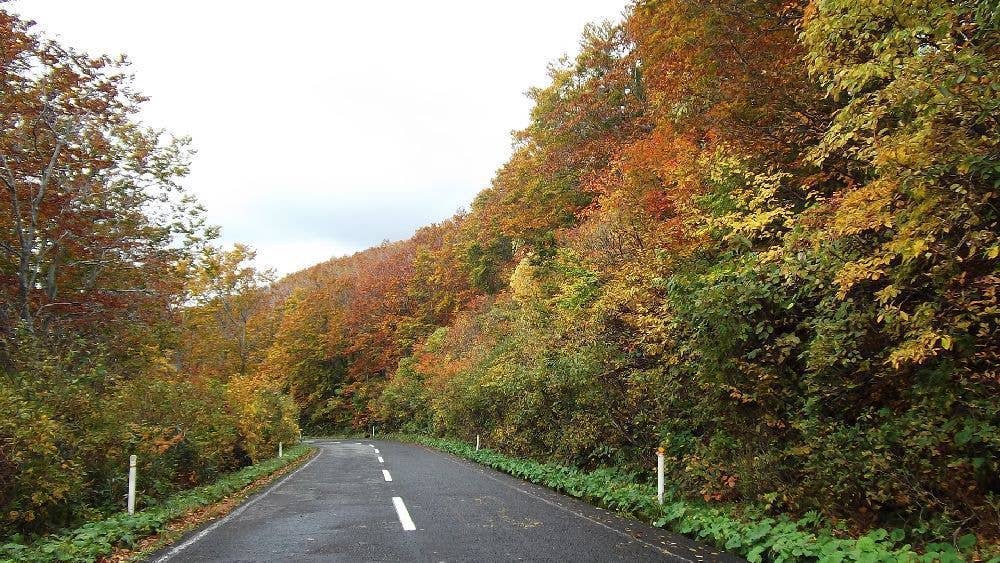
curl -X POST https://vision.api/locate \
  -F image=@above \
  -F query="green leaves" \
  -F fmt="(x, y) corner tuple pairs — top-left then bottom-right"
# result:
(958, 534), (977, 551)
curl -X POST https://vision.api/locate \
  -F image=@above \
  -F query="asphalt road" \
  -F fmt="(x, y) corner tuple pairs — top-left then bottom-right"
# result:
(149, 440), (740, 562)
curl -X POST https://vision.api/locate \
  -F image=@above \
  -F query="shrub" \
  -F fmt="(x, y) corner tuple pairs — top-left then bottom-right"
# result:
(0, 339), (300, 539)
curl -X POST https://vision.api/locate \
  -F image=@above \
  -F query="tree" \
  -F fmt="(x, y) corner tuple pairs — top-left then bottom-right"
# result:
(181, 244), (274, 379)
(0, 10), (300, 541)
(259, 288), (336, 429)
(0, 11), (211, 350)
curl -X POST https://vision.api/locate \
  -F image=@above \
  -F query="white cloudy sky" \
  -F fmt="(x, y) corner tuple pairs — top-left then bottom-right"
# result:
(10, 1), (627, 274)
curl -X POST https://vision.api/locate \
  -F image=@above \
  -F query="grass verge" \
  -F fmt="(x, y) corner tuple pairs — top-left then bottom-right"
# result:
(0, 444), (314, 563)
(405, 435), (994, 563)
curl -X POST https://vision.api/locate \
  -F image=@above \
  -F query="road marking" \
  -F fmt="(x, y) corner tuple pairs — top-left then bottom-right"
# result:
(374, 448), (380, 454)
(392, 496), (416, 530)
(378, 456), (384, 463)
(153, 448), (322, 562)
(382, 469), (392, 481)
(430, 449), (695, 563)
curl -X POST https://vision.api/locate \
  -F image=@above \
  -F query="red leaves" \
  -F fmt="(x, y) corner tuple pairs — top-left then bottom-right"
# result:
(1, 9), (204, 346)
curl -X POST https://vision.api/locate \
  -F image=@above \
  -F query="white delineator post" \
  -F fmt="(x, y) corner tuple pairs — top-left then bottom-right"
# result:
(372, 425), (376, 439)
(279, 442), (283, 457)
(476, 434), (480, 451)
(127, 454), (137, 515)
(656, 447), (665, 505)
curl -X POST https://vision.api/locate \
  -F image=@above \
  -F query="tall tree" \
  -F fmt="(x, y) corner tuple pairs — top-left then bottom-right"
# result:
(0, 11), (211, 350)
(181, 244), (274, 379)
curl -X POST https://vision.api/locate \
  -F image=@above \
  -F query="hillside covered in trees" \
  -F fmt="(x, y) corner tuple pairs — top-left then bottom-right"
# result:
(3, 0), (999, 558)
(246, 0), (1000, 550)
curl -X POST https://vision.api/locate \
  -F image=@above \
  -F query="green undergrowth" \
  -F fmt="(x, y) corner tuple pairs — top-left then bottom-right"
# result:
(0, 444), (313, 563)
(409, 435), (994, 563)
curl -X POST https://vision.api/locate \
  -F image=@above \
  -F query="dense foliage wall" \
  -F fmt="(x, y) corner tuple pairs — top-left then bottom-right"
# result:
(0, 12), (298, 539)
(252, 0), (1000, 548)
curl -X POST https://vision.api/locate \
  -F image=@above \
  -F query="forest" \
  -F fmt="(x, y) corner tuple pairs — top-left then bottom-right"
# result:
(3, 0), (999, 558)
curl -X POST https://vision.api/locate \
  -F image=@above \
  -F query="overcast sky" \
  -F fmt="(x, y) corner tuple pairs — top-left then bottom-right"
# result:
(10, 1), (627, 274)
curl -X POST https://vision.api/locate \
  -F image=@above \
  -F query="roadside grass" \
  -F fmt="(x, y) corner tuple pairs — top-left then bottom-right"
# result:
(405, 435), (995, 563)
(0, 444), (314, 563)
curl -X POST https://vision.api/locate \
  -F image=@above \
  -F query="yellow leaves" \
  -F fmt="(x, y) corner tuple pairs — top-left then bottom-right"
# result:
(874, 125), (934, 171)
(694, 149), (794, 245)
(226, 374), (299, 462)
(886, 329), (940, 369)
(788, 444), (812, 456)
(900, 238), (929, 261)
(834, 254), (891, 298)
(509, 258), (542, 302)
(481, 363), (520, 392)
(875, 284), (900, 305)
(883, 302), (948, 369)
(829, 179), (895, 237)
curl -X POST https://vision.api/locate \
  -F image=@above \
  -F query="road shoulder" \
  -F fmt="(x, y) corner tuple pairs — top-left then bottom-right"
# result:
(408, 441), (743, 562)
(135, 447), (317, 563)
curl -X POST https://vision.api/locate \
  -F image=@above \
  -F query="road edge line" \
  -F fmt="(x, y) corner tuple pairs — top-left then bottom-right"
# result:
(418, 444), (698, 563)
(152, 447), (324, 562)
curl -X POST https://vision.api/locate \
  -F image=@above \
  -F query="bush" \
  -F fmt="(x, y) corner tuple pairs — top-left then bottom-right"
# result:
(0, 386), (82, 536)
(227, 376), (300, 462)
(0, 338), (300, 540)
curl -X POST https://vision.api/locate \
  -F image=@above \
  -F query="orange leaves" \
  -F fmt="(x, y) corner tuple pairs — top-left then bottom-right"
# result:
(249, 221), (484, 428)
(631, 0), (827, 165)
(151, 433), (184, 455)
(1, 8), (209, 348)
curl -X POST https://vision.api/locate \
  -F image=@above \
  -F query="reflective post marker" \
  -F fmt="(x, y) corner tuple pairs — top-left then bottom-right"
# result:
(656, 447), (665, 505)
(279, 442), (283, 457)
(127, 455), (137, 515)
(476, 434), (480, 451)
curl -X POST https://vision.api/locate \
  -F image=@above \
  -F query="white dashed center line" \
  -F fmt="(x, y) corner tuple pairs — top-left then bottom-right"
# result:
(382, 469), (392, 481)
(378, 456), (384, 463)
(392, 496), (416, 531)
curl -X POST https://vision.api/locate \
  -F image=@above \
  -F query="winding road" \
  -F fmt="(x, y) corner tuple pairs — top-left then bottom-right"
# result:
(149, 440), (740, 562)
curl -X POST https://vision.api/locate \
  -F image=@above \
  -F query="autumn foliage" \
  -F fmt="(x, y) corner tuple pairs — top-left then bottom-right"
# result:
(0, 12), (297, 539)
(243, 0), (999, 550)
(2, 0), (998, 554)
